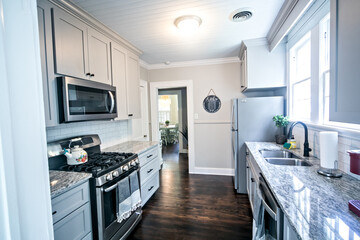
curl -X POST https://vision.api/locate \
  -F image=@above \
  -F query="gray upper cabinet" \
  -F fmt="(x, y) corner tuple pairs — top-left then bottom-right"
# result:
(239, 40), (286, 92)
(329, 0), (360, 124)
(111, 42), (129, 120)
(37, 0), (59, 127)
(87, 28), (112, 84)
(52, 7), (89, 79)
(126, 52), (141, 119)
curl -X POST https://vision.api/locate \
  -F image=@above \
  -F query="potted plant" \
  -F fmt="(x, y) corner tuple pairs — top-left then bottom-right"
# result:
(165, 120), (170, 126)
(272, 115), (289, 144)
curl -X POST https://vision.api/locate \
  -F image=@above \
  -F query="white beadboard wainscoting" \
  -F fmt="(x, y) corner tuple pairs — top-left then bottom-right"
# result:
(46, 120), (130, 148)
(292, 125), (360, 180)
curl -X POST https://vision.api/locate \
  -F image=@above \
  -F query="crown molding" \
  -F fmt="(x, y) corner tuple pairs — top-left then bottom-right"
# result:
(266, 0), (313, 51)
(243, 37), (268, 47)
(139, 57), (240, 70)
(48, 0), (143, 56)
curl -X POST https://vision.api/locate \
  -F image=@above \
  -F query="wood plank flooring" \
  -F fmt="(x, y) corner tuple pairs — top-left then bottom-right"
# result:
(128, 144), (253, 240)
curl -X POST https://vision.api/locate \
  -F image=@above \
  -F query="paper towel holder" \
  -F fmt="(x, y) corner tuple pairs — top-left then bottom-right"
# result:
(317, 161), (342, 178)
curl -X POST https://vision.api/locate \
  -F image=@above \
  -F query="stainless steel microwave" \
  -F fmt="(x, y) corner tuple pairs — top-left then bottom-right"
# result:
(58, 76), (117, 123)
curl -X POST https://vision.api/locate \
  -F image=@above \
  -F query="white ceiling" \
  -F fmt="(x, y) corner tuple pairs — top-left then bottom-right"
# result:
(71, 0), (285, 64)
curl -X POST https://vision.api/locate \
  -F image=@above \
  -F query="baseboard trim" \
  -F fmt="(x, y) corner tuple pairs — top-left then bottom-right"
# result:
(189, 167), (235, 176)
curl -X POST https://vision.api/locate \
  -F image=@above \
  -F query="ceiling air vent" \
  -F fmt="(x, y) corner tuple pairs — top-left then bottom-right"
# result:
(230, 8), (253, 22)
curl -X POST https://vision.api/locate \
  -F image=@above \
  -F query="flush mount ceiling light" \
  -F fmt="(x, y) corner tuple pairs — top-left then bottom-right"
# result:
(174, 15), (202, 34)
(229, 8), (253, 22)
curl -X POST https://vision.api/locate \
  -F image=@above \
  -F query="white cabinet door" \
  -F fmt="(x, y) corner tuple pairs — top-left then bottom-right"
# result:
(111, 42), (128, 120)
(52, 8), (89, 79)
(329, 0), (360, 124)
(240, 49), (248, 91)
(87, 28), (112, 84)
(126, 52), (141, 118)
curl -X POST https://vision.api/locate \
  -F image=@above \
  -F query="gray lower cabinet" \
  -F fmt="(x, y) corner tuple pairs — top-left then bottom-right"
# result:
(51, 181), (92, 240)
(139, 145), (160, 206)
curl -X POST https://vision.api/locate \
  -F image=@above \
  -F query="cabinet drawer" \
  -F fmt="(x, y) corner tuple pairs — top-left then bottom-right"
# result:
(141, 171), (159, 206)
(138, 146), (158, 167)
(140, 157), (159, 185)
(54, 202), (92, 240)
(52, 181), (90, 224)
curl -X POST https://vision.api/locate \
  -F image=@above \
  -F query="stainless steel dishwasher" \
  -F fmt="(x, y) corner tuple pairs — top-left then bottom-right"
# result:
(258, 174), (284, 240)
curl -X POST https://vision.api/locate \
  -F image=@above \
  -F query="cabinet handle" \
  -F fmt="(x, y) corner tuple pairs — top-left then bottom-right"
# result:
(147, 154), (153, 159)
(144, 135), (147, 138)
(148, 186), (154, 192)
(246, 152), (249, 155)
(128, 114), (133, 117)
(251, 178), (255, 183)
(90, 74), (95, 77)
(147, 168), (153, 174)
(52, 211), (57, 215)
(241, 85), (245, 88)
(246, 166), (249, 169)
(86, 73), (91, 76)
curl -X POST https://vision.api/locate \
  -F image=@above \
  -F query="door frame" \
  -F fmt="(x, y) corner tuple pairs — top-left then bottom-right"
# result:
(150, 80), (195, 173)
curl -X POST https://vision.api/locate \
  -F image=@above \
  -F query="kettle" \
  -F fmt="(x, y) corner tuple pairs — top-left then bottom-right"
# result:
(63, 138), (88, 165)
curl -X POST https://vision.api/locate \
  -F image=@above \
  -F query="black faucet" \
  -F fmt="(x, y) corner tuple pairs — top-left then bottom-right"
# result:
(287, 121), (312, 157)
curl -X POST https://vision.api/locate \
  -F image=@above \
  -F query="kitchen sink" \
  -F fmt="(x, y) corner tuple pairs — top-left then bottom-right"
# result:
(259, 150), (297, 158)
(265, 158), (312, 166)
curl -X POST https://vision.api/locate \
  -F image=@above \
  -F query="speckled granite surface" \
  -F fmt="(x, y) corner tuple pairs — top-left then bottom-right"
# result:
(103, 141), (159, 155)
(245, 142), (360, 240)
(49, 170), (91, 198)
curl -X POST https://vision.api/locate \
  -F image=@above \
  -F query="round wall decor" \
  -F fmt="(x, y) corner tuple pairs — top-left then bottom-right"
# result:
(203, 89), (221, 113)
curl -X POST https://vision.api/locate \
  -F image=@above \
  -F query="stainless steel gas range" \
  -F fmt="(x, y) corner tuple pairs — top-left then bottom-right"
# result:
(48, 135), (142, 240)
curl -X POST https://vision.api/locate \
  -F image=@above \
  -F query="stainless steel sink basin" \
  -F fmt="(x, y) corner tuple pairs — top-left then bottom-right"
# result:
(265, 158), (312, 166)
(259, 150), (297, 158)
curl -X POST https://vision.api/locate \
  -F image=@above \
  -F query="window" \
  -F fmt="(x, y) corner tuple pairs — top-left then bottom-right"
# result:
(320, 14), (330, 123)
(289, 32), (312, 120)
(158, 95), (171, 124)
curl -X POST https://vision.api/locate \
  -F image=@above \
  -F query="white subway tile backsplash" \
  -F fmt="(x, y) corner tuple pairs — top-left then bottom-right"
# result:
(46, 120), (130, 146)
(292, 125), (360, 179)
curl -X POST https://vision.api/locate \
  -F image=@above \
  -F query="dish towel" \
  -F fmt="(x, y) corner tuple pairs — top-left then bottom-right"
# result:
(117, 177), (132, 223)
(253, 187), (265, 240)
(129, 171), (142, 210)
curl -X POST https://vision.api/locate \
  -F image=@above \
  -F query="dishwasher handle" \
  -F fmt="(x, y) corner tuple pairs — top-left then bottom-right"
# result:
(258, 175), (278, 220)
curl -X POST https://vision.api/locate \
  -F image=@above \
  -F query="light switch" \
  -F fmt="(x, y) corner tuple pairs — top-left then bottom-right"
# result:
(194, 113), (199, 119)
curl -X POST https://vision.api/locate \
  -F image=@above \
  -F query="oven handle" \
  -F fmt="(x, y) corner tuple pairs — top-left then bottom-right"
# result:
(103, 183), (118, 193)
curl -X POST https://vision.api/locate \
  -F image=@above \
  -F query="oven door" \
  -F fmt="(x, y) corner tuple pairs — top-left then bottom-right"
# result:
(58, 76), (117, 122)
(96, 170), (142, 240)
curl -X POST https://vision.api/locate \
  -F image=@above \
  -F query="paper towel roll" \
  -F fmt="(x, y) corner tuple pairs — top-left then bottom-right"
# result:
(319, 131), (338, 169)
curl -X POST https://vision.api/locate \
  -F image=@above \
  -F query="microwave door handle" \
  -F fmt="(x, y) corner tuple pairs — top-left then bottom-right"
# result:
(108, 91), (115, 113)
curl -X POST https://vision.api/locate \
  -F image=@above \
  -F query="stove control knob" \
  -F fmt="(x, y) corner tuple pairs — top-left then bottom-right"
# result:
(112, 171), (119, 178)
(122, 165), (129, 172)
(135, 158), (139, 164)
(130, 160), (136, 167)
(106, 174), (112, 181)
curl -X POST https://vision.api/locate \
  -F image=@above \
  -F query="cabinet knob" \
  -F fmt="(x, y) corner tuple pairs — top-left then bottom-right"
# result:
(90, 74), (95, 77)
(241, 85), (245, 88)
(128, 114), (133, 117)
(251, 178), (255, 183)
(86, 73), (91, 76)
(52, 211), (57, 215)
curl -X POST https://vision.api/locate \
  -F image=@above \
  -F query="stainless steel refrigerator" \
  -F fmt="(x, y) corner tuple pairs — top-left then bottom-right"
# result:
(231, 96), (284, 194)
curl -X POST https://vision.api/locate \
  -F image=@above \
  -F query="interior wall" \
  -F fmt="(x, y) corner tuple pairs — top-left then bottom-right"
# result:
(148, 62), (244, 174)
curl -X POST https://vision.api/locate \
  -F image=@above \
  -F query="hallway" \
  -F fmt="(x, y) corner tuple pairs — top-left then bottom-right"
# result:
(128, 144), (253, 240)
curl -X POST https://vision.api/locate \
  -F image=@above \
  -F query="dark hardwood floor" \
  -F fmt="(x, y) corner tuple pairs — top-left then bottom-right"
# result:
(128, 143), (253, 240)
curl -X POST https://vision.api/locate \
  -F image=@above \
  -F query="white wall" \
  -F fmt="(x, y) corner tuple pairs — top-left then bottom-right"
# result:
(148, 62), (244, 175)
(292, 125), (360, 180)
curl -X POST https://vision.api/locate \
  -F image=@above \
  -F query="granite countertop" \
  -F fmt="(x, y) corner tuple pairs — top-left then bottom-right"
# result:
(49, 170), (91, 198)
(103, 141), (159, 155)
(245, 142), (360, 240)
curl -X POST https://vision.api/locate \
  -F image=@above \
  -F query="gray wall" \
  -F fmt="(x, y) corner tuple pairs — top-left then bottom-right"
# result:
(148, 62), (244, 173)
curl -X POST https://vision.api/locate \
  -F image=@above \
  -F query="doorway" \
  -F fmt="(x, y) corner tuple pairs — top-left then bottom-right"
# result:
(150, 80), (195, 173)
(158, 88), (188, 156)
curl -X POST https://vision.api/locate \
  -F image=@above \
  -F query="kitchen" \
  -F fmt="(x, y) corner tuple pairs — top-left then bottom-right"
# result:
(1, 0), (360, 240)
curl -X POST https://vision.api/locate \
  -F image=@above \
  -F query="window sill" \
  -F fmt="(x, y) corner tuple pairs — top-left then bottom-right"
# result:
(288, 120), (360, 140)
